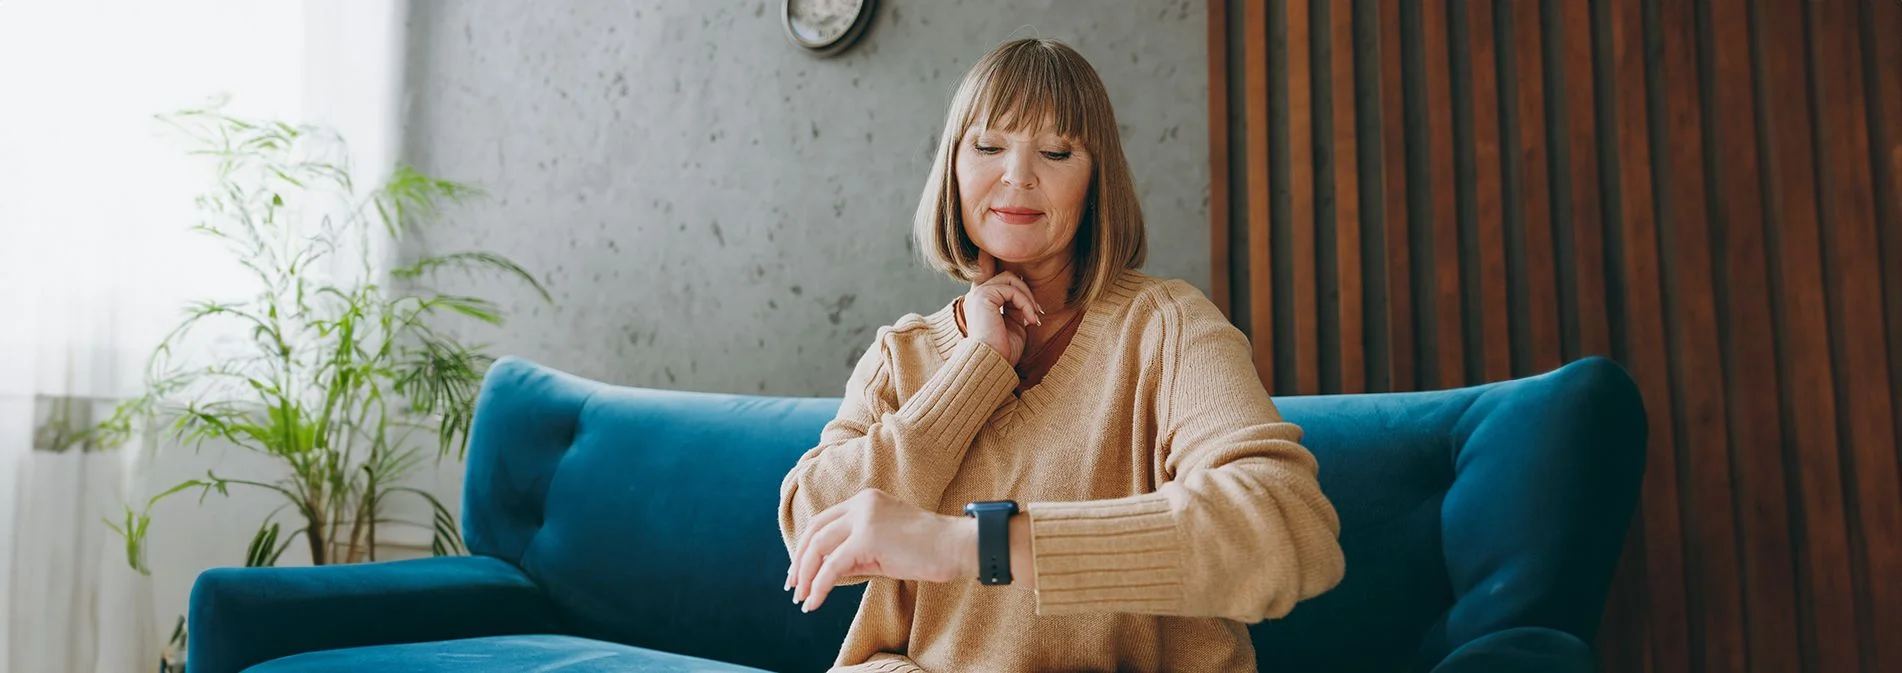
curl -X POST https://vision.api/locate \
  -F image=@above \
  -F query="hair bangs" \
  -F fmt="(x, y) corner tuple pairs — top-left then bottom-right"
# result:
(963, 42), (1094, 145)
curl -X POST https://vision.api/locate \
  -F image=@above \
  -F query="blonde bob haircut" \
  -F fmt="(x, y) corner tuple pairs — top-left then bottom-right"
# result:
(912, 38), (1146, 308)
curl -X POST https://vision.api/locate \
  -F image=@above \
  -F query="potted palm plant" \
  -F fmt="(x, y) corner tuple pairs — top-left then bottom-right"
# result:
(95, 106), (547, 581)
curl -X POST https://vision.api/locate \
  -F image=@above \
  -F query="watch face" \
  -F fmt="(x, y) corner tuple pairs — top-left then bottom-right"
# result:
(964, 500), (1019, 516)
(786, 0), (864, 48)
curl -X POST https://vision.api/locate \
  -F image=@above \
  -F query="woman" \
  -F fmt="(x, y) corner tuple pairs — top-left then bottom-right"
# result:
(779, 38), (1344, 673)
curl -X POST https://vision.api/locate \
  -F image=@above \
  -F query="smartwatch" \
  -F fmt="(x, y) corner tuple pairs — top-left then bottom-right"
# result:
(962, 500), (1019, 585)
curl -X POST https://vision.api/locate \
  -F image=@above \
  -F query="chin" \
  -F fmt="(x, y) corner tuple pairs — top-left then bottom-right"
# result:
(981, 246), (1048, 264)
(974, 232), (1052, 261)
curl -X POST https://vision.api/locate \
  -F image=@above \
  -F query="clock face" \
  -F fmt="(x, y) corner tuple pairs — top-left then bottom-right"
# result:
(786, 0), (865, 48)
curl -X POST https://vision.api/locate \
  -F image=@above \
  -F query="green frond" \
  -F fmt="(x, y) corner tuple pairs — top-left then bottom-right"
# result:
(99, 103), (542, 573)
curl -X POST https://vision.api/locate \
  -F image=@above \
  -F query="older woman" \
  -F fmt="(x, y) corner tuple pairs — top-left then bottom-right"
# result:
(778, 38), (1344, 672)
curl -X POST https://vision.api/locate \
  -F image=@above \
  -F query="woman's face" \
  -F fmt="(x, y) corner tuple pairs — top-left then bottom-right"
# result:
(955, 122), (1094, 267)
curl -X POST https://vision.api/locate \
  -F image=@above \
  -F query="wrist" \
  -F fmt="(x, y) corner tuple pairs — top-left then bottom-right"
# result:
(948, 511), (1036, 589)
(1008, 512), (1035, 589)
(945, 514), (979, 582)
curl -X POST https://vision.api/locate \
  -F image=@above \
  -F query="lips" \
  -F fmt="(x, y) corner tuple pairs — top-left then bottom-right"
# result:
(990, 207), (1044, 225)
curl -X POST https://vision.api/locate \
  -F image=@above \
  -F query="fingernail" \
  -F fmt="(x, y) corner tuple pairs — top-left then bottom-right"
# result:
(801, 601), (814, 613)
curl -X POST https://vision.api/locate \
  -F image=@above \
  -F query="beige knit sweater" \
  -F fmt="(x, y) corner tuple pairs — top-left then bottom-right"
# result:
(778, 271), (1345, 673)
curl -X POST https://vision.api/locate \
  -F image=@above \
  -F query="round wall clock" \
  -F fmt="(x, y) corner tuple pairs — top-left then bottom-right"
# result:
(783, 0), (876, 57)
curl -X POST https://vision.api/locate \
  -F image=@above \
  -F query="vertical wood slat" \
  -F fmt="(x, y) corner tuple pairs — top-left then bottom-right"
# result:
(1244, 0), (1274, 389)
(1512, 0), (1560, 376)
(1329, 0), (1363, 394)
(1653, 0), (1745, 670)
(1378, 0), (1415, 392)
(1866, 1), (1902, 578)
(1423, 0), (1465, 389)
(1606, 2), (1691, 672)
(1465, 0), (1510, 383)
(1559, 0), (1611, 361)
(1811, 2), (1902, 671)
(1705, 0), (1803, 670)
(1288, 0), (1320, 396)
(1757, 0), (1861, 669)
(1209, 0), (1232, 320)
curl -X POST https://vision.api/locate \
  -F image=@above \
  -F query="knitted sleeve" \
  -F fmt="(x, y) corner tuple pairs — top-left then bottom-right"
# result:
(779, 327), (1018, 566)
(1026, 282), (1345, 622)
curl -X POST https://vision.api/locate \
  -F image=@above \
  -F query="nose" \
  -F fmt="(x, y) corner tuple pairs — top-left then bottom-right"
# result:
(1001, 150), (1036, 189)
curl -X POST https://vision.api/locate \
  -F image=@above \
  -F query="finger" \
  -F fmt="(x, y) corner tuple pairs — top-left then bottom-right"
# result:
(803, 545), (859, 613)
(993, 272), (1040, 313)
(1003, 303), (1038, 330)
(997, 282), (1041, 325)
(976, 285), (1038, 327)
(791, 510), (846, 598)
(788, 504), (850, 589)
(974, 250), (997, 285)
(793, 516), (853, 603)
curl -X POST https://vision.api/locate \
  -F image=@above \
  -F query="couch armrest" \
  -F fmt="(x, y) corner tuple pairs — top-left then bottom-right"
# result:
(1428, 627), (1595, 673)
(187, 555), (565, 673)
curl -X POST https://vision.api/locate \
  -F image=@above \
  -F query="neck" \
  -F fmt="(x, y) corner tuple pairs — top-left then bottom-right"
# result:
(1000, 255), (1078, 313)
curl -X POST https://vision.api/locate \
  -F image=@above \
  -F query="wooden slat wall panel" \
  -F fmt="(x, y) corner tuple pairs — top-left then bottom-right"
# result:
(1653, 0), (1743, 669)
(1508, 0), (1560, 376)
(1606, 3), (1693, 671)
(1556, 0), (1610, 362)
(1460, 0), (1511, 384)
(1376, 0), (1414, 392)
(1325, 0), (1363, 395)
(1757, 0), (1861, 670)
(1243, 0), (1274, 389)
(1209, 1), (1902, 670)
(1287, 0), (1320, 396)
(1810, 2), (1902, 670)
(1705, 0), (1803, 669)
(1423, 0), (1465, 390)
(1863, 13), (1902, 645)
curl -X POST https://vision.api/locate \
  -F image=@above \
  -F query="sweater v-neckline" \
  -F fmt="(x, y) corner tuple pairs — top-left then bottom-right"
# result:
(922, 269), (1148, 436)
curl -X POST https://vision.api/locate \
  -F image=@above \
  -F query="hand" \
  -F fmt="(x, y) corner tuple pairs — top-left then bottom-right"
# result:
(786, 488), (973, 613)
(963, 250), (1043, 366)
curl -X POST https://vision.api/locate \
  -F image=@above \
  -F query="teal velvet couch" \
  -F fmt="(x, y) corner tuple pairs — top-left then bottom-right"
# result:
(187, 354), (1644, 672)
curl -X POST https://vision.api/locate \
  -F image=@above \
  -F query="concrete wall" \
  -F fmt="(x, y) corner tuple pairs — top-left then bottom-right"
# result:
(400, 0), (1211, 396)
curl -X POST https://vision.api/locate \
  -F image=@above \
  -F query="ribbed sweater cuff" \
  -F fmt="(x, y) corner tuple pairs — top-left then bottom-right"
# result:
(1027, 494), (1186, 615)
(893, 338), (1017, 447)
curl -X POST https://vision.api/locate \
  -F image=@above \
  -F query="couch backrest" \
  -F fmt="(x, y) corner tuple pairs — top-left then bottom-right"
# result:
(1249, 356), (1644, 671)
(463, 358), (854, 672)
(463, 356), (1643, 672)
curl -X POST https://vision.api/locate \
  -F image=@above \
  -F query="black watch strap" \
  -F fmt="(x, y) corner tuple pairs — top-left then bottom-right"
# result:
(963, 500), (1018, 585)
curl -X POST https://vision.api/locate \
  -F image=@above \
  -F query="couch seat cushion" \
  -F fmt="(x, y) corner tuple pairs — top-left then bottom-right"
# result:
(245, 634), (770, 672)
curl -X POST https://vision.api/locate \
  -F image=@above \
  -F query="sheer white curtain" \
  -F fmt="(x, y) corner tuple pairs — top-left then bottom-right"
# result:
(0, 2), (408, 671)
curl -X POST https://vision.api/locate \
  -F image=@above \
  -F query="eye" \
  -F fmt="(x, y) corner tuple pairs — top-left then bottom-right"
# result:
(972, 142), (1001, 154)
(1042, 150), (1073, 161)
